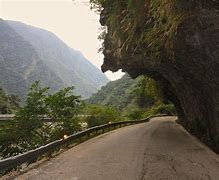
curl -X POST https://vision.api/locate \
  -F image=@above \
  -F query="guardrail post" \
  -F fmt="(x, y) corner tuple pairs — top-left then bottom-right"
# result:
(78, 137), (82, 143)
(87, 132), (90, 138)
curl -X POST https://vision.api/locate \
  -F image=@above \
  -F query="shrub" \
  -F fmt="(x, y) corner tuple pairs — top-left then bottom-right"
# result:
(126, 108), (145, 120)
(145, 104), (176, 117)
(85, 105), (121, 128)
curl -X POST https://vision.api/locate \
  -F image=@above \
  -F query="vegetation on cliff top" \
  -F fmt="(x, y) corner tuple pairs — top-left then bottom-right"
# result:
(90, 0), (188, 61)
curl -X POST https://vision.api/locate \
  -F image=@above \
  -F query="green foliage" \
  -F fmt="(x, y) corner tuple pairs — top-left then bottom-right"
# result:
(45, 86), (82, 139)
(88, 74), (164, 112)
(134, 76), (159, 108)
(134, 77), (150, 108)
(144, 103), (176, 117)
(90, 0), (189, 61)
(88, 73), (176, 121)
(126, 108), (145, 120)
(85, 105), (121, 128)
(88, 74), (139, 111)
(0, 81), (82, 158)
(145, 78), (162, 102)
(0, 87), (20, 114)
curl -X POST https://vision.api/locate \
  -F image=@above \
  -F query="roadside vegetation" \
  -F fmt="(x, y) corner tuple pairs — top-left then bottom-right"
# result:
(0, 76), (175, 159)
(0, 87), (20, 114)
(0, 82), (121, 158)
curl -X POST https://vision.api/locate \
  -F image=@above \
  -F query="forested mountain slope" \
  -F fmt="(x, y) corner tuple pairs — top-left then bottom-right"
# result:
(0, 19), (108, 102)
(88, 74), (147, 111)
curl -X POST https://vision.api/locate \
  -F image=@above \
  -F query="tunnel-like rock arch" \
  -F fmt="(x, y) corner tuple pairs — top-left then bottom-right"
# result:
(90, 0), (219, 152)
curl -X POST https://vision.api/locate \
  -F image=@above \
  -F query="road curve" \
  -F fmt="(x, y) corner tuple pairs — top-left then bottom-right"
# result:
(9, 117), (219, 180)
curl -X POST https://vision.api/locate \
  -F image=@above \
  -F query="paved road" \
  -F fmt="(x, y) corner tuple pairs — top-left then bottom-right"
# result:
(9, 117), (219, 180)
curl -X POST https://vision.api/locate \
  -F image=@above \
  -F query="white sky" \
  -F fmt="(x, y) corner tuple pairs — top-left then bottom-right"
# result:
(0, 0), (124, 80)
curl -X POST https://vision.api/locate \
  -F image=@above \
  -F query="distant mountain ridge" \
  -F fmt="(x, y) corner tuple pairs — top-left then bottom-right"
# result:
(88, 74), (141, 111)
(0, 19), (109, 101)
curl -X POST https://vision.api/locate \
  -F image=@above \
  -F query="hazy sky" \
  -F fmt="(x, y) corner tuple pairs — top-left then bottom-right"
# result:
(0, 0), (124, 80)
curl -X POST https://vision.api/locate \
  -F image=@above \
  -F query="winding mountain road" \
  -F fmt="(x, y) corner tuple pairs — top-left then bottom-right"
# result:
(10, 117), (219, 180)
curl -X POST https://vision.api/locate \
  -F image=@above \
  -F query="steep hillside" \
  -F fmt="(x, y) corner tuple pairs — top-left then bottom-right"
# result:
(88, 74), (143, 110)
(0, 19), (64, 101)
(0, 19), (108, 101)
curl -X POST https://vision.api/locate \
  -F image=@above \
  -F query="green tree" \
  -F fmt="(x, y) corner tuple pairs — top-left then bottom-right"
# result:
(85, 105), (121, 128)
(134, 77), (155, 108)
(126, 108), (145, 120)
(45, 87), (82, 139)
(0, 81), (82, 158)
(0, 87), (20, 114)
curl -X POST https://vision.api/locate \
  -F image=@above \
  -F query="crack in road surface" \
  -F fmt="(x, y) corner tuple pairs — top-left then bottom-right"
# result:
(4, 117), (219, 180)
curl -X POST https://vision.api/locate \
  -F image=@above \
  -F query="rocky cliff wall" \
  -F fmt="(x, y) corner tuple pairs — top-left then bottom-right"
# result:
(91, 0), (219, 152)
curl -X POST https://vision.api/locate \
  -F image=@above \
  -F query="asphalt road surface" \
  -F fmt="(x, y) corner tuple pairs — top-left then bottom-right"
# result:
(8, 117), (219, 180)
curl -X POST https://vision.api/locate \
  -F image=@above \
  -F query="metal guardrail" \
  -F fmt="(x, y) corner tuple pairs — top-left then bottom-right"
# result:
(0, 114), (53, 122)
(0, 114), (90, 122)
(0, 115), (165, 174)
(0, 114), (15, 121)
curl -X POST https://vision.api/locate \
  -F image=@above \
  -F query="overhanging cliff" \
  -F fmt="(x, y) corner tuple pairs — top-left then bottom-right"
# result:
(90, 0), (219, 152)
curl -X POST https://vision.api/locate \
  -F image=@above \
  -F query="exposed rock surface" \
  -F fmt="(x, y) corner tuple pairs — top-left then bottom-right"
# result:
(94, 1), (219, 152)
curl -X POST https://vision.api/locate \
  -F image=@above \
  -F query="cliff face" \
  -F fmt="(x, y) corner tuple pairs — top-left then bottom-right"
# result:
(91, 0), (219, 152)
